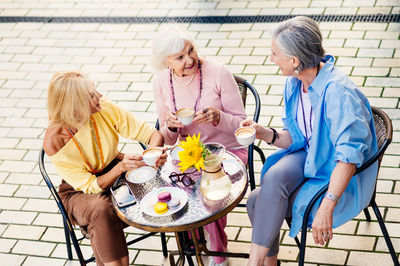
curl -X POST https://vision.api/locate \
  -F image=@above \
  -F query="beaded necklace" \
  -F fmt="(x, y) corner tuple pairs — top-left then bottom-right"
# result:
(65, 116), (105, 173)
(169, 61), (203, 113)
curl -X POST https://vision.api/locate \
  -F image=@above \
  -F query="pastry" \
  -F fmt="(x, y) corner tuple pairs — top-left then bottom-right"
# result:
(167, 197), (181, 209)
(158, 191), (171, 203)
(154, 202), (168, 214)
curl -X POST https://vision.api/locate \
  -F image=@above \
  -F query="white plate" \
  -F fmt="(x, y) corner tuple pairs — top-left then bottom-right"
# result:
(170, 145), (183, 161)
(126, 166), (156, 184)
(222, 158), (242, 175)
(140, 187), (188, 217)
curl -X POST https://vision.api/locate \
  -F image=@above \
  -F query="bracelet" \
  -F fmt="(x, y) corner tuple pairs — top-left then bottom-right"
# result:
(324, 192), (339, 203)
(267, 127), (279, 145)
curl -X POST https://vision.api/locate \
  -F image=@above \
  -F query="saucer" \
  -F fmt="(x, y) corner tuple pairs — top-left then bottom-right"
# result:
(170, 145), (184, 161)
(126, 166), (156, 184)
(222, 158), (242, 175)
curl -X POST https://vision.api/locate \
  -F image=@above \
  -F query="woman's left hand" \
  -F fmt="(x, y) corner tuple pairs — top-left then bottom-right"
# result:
(193, 107), (220, 126)
(311, 199), (335, 246)
(155, 147), (168, 167)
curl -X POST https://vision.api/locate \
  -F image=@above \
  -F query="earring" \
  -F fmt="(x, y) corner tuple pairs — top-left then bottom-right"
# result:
(294, 69), (299, 76)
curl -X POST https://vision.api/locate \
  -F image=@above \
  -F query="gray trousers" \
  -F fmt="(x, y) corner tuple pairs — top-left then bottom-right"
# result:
(246, 150), (307, 257)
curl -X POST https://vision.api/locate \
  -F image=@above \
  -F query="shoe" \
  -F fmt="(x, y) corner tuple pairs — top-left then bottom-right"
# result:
(208, 257), (228, 266)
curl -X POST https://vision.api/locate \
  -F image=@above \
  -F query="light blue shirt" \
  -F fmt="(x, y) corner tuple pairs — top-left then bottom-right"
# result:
(260, 55), (378, 237)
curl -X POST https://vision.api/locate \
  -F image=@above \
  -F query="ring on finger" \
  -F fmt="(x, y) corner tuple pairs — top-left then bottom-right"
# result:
(206, 114), (209, 118)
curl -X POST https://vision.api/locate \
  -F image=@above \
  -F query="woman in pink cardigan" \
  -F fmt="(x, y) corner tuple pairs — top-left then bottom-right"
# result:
(152, 25), (247, 266)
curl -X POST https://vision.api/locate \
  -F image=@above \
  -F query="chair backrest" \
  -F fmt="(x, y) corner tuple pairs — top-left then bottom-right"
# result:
(38, 148), (76, 236)
(234, 75), (261, 123)
(371, 106), (393, 167)
(355, 106), (393, 175)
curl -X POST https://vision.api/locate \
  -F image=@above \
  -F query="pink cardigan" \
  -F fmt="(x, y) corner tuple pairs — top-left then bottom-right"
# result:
(153, 59), (247, 151)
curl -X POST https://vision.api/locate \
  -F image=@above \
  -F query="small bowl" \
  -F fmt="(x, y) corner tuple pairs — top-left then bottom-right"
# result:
(142, 147), (163, 167)
(176, 108), (195, 126)
(235, 126), (256, 146)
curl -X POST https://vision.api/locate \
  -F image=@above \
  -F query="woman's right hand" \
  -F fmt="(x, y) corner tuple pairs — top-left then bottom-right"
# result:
(166, 111), (183, 130)
(240, 119), (269, 141)
(119, 154), (146, 172)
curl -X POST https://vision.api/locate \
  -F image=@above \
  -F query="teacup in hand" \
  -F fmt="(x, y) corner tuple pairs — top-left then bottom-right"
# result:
(142, 147), (163, 167)
(176, 108), (195, 126)
(235, 126), (256, 146)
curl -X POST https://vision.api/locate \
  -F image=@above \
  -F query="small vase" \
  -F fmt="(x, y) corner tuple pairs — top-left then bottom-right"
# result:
(200, 143), (232, 201)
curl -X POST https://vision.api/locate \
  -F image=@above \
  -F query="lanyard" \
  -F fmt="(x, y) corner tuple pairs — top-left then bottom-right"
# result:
(66, 116), (105, 173)
(299, 89), (313, 147)
(299, 63), (320, 147)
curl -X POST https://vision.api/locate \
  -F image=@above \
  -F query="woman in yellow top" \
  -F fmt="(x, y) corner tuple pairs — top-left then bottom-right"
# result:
(43, 71), (166, 266)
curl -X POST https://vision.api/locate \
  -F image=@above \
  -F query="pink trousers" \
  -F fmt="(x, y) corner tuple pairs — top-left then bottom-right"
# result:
(203, 148), (248, 264)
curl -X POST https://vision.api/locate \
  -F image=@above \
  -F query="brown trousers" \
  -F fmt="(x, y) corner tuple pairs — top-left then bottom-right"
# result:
(58, 165), (128, 265)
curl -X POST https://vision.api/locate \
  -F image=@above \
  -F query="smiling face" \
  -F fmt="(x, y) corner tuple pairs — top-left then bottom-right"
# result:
(270, 39), (298, 76)
(165, 41), (199, 77)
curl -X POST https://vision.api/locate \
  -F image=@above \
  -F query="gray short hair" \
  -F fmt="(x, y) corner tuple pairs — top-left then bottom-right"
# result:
(272, 16), (325, 72)
(152, 25), (195, 72)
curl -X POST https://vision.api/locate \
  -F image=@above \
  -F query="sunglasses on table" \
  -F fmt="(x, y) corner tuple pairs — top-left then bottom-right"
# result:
(169, 171), (196, 187)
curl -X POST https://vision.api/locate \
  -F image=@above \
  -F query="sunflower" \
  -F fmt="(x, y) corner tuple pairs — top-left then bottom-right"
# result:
(178, 133), (205, 173)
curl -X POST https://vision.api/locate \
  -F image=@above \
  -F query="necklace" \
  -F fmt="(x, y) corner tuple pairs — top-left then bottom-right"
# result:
(299, 63), (320, 147)
(172, 71), (195, 87)
(169, 61), (203, 113)
(65, 116), (105, 173)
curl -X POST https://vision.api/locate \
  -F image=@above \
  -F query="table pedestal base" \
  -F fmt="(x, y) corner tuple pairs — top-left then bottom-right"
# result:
(169, 227), (249, 266)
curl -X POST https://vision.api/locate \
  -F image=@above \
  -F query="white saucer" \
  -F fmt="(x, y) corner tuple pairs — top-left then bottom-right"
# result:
(222, 158), (242, 175)
(140, 187), (188, 217)
(170, 145), (183, 161)
(126, 166), (156, 184)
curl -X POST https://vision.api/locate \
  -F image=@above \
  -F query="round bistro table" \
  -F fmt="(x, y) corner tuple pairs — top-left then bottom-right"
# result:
(112, 149), (249, 266)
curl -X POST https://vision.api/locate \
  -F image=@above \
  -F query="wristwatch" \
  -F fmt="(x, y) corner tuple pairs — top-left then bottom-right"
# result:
(325, 192), (339, 203)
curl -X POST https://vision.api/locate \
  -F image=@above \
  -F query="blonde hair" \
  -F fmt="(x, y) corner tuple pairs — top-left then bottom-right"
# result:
(152, 24), (195, 72)
(47, 71), (93, 129)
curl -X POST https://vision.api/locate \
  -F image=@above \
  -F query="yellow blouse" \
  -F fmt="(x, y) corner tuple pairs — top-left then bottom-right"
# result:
(49, 99), (155, 194)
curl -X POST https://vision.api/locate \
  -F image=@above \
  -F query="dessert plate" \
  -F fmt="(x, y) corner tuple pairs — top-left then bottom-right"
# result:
(126, 166), (156, 184)
(140, 187), (188, 217)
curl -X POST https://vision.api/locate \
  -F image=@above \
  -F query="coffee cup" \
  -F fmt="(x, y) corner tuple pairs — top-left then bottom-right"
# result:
(142, 147), (163, 167)
(176, 108), (195, 126)
(235, 126), (256, 146)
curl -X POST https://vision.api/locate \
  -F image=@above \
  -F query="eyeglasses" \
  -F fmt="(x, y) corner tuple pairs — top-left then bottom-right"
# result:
(169, 171), (196, 187)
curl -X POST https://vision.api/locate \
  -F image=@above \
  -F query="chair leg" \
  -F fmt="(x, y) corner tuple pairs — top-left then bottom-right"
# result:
(298, 225), (308, 266)
(63, 219), (73, 260)
(371, 200), (400, 266)
(364, 207), (371, 221)
(161, 232), (168, 257)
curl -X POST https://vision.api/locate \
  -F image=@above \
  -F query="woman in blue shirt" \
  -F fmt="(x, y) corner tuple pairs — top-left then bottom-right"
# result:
(242, 16), (377, 266)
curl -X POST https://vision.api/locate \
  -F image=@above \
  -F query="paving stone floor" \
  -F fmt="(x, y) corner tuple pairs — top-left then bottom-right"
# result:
(0, 0), (399, 265)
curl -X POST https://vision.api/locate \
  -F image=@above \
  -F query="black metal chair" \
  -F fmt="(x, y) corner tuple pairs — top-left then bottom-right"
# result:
(39, 148), (168, 265)
(297, 106), (398, 266)
(252, 106), (398, 264)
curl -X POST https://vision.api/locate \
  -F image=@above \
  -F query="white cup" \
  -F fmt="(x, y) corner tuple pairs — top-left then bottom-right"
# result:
(142, 147), (163, 167)
(176, 108), (195, 126)
(235, 126), (256, 146)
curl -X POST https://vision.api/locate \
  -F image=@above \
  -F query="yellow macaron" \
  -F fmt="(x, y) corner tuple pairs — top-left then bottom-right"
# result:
(154, 202), (168, 214)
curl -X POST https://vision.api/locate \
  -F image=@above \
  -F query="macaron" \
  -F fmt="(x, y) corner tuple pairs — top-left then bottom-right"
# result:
(157, 191), (171, 203)
(167, 197), (181, 209)
(154, 202), (168, 214)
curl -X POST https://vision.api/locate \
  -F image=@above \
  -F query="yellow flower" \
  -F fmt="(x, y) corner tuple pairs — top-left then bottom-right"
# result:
(178, 133), (205, 173)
